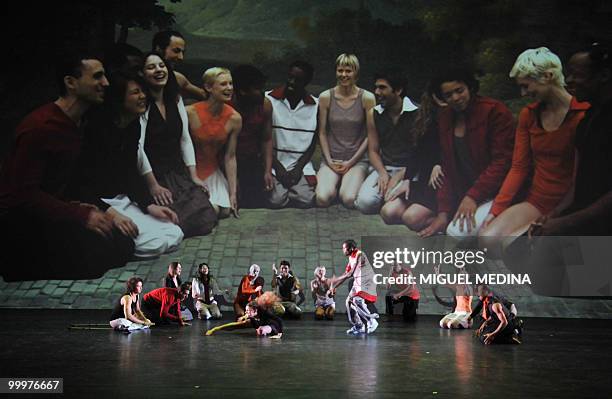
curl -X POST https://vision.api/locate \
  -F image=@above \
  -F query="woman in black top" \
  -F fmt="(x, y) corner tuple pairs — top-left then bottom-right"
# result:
(380, 89), (443, 231)
(139, 52), (217, 237)
(164, 261), (194, 320)
(109, 277), (152, 331)
(77, 71), (184, 258)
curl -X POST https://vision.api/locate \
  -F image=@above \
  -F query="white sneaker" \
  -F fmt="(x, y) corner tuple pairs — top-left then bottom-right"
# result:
(346, 325), (365, 334)
(367, 318), (379, 334)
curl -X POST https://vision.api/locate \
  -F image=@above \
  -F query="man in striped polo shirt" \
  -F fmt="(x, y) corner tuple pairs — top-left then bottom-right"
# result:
(265, 61), (318, 208)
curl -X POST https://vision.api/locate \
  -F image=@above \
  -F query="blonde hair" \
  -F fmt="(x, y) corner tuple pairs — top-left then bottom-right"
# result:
(335, 53), (360, 75)
(509, 47), (565, 87)
(202, 67), (231, 91)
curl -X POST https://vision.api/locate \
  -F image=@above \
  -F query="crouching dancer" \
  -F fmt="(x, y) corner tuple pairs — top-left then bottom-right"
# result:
(311, 266), (335, 320)
(331, 239), (379, 334)
(472, 285), (522, 344)
(205, 291), (283, 338)
(109, 277), (153, 331)
(142, 282), (192, 326)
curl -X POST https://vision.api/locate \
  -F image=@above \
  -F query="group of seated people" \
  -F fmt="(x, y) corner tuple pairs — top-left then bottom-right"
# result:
(110, 258), (522, 345)
(1, 28), (610, 284)
(108, 260), (334, 337)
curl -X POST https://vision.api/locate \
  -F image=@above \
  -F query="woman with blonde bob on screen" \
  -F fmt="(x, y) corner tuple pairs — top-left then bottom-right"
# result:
(316, 53), (376, 208)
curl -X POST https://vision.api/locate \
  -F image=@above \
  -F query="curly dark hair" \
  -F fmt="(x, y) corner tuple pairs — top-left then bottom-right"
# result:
(126, 277), (144, 295)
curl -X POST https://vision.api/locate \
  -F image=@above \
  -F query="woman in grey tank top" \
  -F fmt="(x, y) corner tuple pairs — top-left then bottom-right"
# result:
(316, 53), (376, 208)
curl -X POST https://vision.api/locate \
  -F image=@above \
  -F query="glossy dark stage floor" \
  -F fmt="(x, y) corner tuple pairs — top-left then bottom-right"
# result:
(1, 310), (610, 398)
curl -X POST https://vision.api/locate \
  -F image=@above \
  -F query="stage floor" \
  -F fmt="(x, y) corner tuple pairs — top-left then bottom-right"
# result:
(0, 310), (610, 398)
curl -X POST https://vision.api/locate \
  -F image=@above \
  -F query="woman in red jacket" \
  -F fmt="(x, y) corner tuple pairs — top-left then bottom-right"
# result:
(419, 68), (515, 238)
(479, 47), (589, 248)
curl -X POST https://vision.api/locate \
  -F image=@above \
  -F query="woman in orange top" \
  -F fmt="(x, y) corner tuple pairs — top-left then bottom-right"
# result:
(480, 47), (589, 247)
(187, 67), (242, 217)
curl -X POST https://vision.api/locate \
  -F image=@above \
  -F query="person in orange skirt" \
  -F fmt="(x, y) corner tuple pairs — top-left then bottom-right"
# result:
(480, 47), (589, 250)
(186, 67), (242, 218)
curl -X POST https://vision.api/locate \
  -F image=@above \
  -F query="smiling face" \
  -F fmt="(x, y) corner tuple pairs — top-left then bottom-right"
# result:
(374, 78), (401, 108)
(143, 54), (168, 89)
(207, 72), (233, 102)
(336, 64), (357, 87)
(163, 35), (185, 66)
(440, 81), (471, 112)
(199, 264), (209, 275)
(280, 265), (290, 277)
(71, 59), (109, 105)
(286, 66), (307, 97)
(123, 80), (147, 116)
(315, 267), (326, 280)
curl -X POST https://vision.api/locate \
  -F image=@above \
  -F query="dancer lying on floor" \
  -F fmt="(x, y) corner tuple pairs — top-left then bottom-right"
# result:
(330, 239), (379, 335)
(205, 291), (283, 338)
(109, 276), (154, 331)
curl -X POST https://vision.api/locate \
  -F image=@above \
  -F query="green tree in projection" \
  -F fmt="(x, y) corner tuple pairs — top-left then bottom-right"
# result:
(417, 0), (526, 100)
(115, 0), (179, 43)
(272, 7), (455, 98)
(274, 1), (530, 98)
(1, 0), (179, 155)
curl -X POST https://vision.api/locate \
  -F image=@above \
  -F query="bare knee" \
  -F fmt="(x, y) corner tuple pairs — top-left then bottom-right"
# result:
(316, 189), (336, 207)
(402, 210), (427, 231)
(217, 207), (231, 219)
(380, 204), (403, 225)
(340, 192), (357, 209)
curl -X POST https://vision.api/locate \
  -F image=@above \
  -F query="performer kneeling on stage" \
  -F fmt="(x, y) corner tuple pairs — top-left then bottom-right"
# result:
(142, 282), (192, 326)
(205, 291), (283, 338)
(234, 264), (264, 318)
(435, 266), (473, 329)
(385, 263), (420, 322)
(271, 260), (303, 318)
(311, 266), (335, 320)
(109, 276), (153, 331)
(331, 239), (379, 334)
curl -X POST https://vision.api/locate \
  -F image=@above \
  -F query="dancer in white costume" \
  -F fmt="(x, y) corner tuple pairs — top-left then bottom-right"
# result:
(331, 239), (379, 334)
